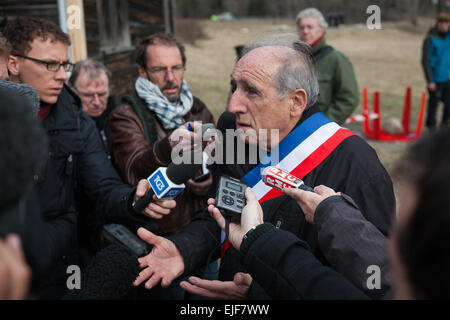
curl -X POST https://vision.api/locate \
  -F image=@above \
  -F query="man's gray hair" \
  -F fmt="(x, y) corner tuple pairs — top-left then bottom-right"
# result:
(242, 33), (319, 109)
(69, 59), (111, 89)
(296, 7), (328, 30)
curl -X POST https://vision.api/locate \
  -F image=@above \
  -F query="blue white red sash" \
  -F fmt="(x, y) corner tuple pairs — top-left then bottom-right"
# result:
(242, 112), (355, 202)
(220, 112), (355, 254)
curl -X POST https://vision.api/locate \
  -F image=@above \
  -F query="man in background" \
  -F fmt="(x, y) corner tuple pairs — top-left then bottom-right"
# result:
(296, 8), (359, 125)
(421, 12), (450, 130)
(69, 59), (115, 159)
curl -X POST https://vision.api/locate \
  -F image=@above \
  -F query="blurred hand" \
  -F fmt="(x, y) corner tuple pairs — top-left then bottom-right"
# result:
(136, 179), (177, 219)
(207, 187), (263, 250)
(180, 272), (252, 300)
(282, 185), (339, 224)
(168, 123), (196, 151)
(0, 234), (31, 300)
(186, 173), (213, 196)
(428, 82), (437, 92)
(133, 228), (184, 289)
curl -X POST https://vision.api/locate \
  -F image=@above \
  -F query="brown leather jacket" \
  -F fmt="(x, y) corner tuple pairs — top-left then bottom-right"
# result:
(108, 94), (215, 235)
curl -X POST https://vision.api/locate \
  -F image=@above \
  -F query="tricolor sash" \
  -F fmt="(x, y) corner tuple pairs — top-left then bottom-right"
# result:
(242, 112), (355, 202)
(220, 112), (355, 255)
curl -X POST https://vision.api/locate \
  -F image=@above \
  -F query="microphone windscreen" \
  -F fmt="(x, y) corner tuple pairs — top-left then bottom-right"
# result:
(63, 243), (140, 300)
(166, 152), (202, 184)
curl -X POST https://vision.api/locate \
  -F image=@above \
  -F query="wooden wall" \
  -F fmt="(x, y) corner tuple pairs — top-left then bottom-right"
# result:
(0, 0), (169, 101)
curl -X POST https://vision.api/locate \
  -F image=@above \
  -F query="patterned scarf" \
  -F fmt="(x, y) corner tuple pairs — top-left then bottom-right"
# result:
(135, 76), (193, 130)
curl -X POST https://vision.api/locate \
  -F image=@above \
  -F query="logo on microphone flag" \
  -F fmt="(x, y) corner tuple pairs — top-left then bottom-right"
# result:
(148, 168), (184, 199)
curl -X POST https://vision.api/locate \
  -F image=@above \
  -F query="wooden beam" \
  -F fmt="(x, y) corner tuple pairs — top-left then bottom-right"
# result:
(66, 0), (87, 62)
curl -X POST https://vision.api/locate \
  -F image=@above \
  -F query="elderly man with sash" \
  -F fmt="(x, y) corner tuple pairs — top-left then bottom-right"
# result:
(133, 38), (395, 300)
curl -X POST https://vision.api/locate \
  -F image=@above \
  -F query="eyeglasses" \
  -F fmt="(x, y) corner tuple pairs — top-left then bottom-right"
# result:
(76, 90), (109, 101)
(13, 54), (74, 72)
(147, 65), (184, 77)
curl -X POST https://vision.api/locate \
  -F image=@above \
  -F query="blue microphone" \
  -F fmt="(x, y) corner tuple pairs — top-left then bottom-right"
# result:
(132, 154), (202, 213)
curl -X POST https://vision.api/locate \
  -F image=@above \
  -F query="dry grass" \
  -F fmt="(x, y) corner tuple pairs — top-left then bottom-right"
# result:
(181, 18), (437, 203)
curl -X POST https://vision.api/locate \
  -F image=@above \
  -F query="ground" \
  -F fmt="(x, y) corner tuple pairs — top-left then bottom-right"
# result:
(182, 17), (437, 207)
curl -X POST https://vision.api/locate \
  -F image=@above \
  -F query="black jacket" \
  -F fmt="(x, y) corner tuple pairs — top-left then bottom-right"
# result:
(168, 105), (395, 299)
(34, 86), (151, 298)
(240, 223), (369, 300)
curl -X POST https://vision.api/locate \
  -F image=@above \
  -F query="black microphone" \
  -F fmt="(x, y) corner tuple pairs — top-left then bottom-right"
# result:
(132, 153), (202, 213)
(62, 243), (140, 300)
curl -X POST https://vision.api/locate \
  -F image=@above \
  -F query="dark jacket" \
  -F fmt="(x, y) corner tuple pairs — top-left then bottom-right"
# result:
(240, 223), (369, 300)
(35, 86), (151, 298)
(108, 92), (215, 235)
(168, 105), (395, 299)
(91, 96), (116, 160)
(312, 37), (359, 125)
(313, 194), (391, 299)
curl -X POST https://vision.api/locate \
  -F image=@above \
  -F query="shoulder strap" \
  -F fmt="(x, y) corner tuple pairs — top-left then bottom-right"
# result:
(312, 45), (333, 62)
(122, 94), (159, 146)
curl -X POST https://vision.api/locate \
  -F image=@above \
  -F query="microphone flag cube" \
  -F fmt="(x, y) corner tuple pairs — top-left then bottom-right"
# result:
(147, 167), (185, 199)
(261, 166), (304, 190)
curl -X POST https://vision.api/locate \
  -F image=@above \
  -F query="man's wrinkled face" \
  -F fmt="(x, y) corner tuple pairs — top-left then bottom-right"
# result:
(10, 37), (68, 104)
(228, 47), (293, 149)
(140, 44), (184, 103)
(75, 71), (109, 118)
(298, 16), (325, 46)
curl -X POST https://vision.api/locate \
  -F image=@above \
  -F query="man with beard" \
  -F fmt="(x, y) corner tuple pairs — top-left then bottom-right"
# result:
(109, 32), (215, 237)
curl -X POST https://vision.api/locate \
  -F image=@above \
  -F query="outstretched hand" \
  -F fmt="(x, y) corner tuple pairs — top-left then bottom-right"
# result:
(180, 272), (253, 300)
(133, 228), (184, 289)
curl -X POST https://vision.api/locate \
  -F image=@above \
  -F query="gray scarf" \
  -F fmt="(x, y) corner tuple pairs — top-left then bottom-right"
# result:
(135, 76), (193, 130)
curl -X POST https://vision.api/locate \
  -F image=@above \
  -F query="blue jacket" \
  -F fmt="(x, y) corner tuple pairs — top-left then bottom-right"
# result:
(422, 28), (450, 83)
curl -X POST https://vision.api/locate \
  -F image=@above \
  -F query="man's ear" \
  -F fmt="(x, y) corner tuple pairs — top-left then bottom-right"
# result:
(137, 65), (147, 79)
(7, 55), (20, 76)
(289, 89), (308, 118)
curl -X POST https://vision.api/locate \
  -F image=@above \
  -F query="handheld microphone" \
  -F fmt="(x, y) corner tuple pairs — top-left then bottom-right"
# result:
(261, 166), (314, 192)
(132, 153), (202, 213)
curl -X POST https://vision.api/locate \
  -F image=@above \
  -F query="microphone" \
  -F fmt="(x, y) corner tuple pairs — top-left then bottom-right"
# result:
(62, 243), (140, 300)
(261, 166), (314, 192)
(132, 153), (202, 213)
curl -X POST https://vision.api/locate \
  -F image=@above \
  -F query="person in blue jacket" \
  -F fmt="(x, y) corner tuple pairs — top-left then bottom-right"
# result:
(421, 13), (450, 129)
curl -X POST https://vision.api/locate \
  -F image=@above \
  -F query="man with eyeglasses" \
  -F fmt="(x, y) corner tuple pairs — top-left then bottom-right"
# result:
(109, 33), (215, 236)
(2, 16), (175, 299)
(296, 8), (359, 125)
(109, 32), (216, 299)
(69, 59), (114, 158)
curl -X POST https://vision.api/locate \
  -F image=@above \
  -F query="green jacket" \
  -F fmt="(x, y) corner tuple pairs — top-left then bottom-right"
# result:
(312, 37), (359, 125)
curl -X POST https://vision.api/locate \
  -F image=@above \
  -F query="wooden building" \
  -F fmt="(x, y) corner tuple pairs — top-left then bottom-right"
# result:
(0, 0), (176, 99)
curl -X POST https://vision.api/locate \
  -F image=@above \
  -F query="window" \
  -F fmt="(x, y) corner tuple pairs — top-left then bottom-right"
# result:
(96, 0), (131, 54)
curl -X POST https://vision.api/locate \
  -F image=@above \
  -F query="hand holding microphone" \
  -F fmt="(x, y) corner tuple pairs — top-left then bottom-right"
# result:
(132, 152), (202, 216)
(261, 166), (339, 224)
(261, 166), (314, 192)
